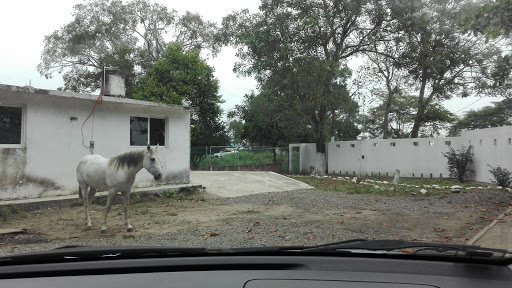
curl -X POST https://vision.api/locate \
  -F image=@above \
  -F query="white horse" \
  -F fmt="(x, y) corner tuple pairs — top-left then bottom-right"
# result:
(76, 144), (163, 233)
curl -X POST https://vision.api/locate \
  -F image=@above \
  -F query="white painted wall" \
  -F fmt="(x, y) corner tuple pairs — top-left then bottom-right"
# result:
(0, 86), (191, 200)
(291, 126), (512, 184)
(459, 126), (512, 183)
(288, 143), (317, 174)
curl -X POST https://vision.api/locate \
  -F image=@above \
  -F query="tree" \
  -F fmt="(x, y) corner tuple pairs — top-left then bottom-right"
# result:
(234, 91), (313, 148)
(132, 43), (229, 148)
(449, 98), (512, 136)
(366, 93), (457, 138)
(227, 119), (245, 146)
(462, 0), (512, 38)
(462, 0), (512, 88)
(222, 0), (389, 175)
(38, 0), (220, 95)
(390, 0), (508, 138)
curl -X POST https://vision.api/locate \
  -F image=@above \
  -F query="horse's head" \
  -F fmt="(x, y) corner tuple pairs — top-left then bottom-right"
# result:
(143, 144), (163, 181)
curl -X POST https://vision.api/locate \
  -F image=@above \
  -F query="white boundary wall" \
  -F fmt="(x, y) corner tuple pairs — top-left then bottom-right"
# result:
(291, 126), (512, 183)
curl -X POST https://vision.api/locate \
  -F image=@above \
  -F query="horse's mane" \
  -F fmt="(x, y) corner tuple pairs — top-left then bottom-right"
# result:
(107, 150), (145, 171)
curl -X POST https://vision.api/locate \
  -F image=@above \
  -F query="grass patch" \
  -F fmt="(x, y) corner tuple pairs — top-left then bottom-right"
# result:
(289, 176), (454, 197)
(122, 234), (135, 239)
(0, 204), (28, 221)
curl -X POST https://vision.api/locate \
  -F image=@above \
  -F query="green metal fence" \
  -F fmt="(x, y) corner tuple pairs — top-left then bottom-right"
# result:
(190, 146), (290, 173)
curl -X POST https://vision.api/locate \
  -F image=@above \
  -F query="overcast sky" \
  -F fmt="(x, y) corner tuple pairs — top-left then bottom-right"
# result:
(0, 0), (502, 118)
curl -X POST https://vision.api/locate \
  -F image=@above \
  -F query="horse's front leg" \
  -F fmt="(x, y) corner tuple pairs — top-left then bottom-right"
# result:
(122, 191), (133, 232)
(101, 189), (117, 233)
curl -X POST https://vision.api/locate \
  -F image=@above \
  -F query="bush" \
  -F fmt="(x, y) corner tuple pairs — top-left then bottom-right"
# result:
(442, 145), (473, 183)
(488, 165), (512, 187)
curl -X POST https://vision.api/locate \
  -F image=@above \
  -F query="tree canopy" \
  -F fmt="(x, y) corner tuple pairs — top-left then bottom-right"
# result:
(38, 0), (219, 95)
(132, 43), (228, 147)
(449, 98), (512, 136)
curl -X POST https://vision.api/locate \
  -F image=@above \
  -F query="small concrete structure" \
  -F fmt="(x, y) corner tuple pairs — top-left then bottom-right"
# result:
(0, 83), (194, 200)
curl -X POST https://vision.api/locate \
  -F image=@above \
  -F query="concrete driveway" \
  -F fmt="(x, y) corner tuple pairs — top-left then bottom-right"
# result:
(190, 171), (312, 198)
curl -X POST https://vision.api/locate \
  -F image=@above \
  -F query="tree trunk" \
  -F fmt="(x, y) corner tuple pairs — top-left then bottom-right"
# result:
(313, 105), (327, 176)
(410, 71), (428, 138)
(331, 108), (336, 140)
(382, 84), (394, 139)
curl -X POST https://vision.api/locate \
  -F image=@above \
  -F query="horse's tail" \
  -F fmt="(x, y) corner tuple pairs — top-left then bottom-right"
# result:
(78, 186), (83, 200)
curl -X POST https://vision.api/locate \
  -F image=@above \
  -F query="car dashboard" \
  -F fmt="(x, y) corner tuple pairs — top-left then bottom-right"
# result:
(0, 255), (511, 287)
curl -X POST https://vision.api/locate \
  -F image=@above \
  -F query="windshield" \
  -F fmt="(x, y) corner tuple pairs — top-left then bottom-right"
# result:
(0, 0), (511, 258)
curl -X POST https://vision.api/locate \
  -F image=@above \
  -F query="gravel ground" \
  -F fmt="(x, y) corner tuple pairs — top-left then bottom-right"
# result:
(1, 188), (511, 256)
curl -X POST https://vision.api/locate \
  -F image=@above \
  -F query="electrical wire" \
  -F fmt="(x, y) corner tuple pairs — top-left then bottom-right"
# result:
(81, 94), (103, 148)
(453, 97), (484, 114)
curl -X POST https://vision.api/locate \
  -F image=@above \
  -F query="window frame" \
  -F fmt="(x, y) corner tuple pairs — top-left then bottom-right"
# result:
(0, 104), (25, 148)
(129, 116), (167, 148)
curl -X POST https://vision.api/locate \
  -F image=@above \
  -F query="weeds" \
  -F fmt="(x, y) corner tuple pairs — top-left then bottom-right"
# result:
(0, 204), (28, 221)
(488, 165), (512, 187)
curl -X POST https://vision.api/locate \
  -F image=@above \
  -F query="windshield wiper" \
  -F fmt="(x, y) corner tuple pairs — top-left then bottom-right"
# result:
(297, 239), (511, 260)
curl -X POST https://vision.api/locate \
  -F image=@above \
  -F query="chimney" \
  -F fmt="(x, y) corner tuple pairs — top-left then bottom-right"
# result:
(101, 67), (125, 97)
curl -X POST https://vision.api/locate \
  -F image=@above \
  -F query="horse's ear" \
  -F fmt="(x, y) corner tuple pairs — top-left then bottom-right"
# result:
(147, 144), (151, 151)
(155, 144), (159, 150)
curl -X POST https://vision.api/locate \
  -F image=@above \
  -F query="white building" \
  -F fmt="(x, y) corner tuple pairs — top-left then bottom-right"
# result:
(0, 83), (193, 200)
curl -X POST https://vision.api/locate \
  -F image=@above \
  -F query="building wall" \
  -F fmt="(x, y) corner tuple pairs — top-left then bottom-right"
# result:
(291, 126), (512, 184)
(288, 143), (317, 174)
(0, 89), (191, 200)
(460, 127), (512, 183)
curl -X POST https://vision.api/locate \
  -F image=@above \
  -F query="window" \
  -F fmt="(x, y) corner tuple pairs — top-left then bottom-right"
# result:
(130, 116), (165, 146)
(428, 141), (434, 146)
(413, 142), (419, 146)
(509, 138), (511, 145)
(0, 106), (22, 145)
(373, 143), (378, 147)
(445, 141), (451, 146)
(390, 142), (396, 147)
(350, 144), (355, 148)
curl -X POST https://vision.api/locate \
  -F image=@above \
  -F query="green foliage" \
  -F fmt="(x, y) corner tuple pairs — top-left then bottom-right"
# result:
(442, 146), (474, 183)
(462, 0), (512, 38)
(227, 120), (245, 146)
(38, 0), (220, 95)
(449, 98), (512, 136)
(164, 189), (186, 200)
(365, 93), (457, 138)
(195, 149), (287, 168)
(488, 165), (512, 187)
(0, 204), (27, 222)
(133, 43), (229, 147)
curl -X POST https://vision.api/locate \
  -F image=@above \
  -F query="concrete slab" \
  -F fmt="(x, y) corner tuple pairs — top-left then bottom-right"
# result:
(470, 208), (512, 251)
(190, 171), (312, 198)
(0, 184), (201, 212)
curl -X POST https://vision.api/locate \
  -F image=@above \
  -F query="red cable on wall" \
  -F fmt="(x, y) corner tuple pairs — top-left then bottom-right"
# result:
(82, 94), (103, 127)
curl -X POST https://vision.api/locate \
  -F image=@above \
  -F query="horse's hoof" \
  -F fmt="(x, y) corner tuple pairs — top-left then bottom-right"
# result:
(127, 227), (134, 232)
(101, 229), (107, 234)
(86, 225), (92, 230)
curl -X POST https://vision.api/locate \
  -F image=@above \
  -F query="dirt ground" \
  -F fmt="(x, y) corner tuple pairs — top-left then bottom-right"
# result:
(1, 188), (511, 253)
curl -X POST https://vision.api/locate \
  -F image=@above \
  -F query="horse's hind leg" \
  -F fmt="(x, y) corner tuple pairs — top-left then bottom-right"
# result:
(122, 191), (133, 232)
(88, 188), (97, 206)
(80, 184), (92, 228)
(101, 189), (117, 233)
